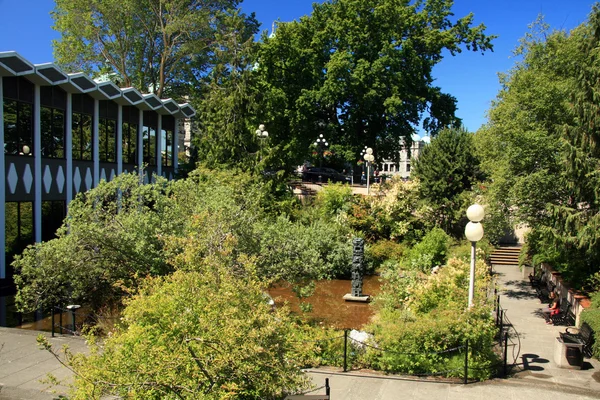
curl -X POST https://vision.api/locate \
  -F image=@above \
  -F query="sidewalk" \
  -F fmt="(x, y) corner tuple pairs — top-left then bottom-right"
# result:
(1, 264), (599, 399)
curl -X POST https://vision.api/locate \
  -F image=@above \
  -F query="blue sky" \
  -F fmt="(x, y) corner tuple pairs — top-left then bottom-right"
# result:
(0, 0), (597, 132)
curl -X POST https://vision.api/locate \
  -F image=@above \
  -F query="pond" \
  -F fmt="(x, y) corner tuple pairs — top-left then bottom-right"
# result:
(268, 275), (382, 330)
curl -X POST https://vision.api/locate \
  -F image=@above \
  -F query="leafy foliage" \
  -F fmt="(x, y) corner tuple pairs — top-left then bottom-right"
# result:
(365, 257), (496, 379)
(403, 228), (450, 273)
(42, 269), (310, 399)
(52, 0), (259, 99)
(254, 0), (494, 171)
(412, 126), (483, 237)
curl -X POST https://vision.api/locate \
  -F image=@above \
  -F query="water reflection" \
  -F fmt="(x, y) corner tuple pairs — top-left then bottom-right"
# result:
(268, 276), (381, 329)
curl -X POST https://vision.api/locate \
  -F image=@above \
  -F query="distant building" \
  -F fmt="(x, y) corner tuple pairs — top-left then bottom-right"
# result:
(380, 134), (430, 178)
(0, 51), (195, 321)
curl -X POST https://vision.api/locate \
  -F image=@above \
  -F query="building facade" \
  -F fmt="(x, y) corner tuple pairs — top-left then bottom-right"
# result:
(0, 52), (195, 301)
(380, 134), (430, 178)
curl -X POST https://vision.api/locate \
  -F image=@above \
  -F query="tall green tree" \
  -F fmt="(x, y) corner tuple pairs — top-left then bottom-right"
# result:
(52, 0), (258, 98)
(412, 126), (482, 236)
(194, 10), (261, 169)
(474, 18), (580, 237)
(254, 0), (494, 170)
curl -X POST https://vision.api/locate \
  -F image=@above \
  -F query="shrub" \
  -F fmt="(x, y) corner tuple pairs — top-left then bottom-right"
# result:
(314, 182), (354, 217)
(403, 228), (451, 273)
(367, 240), (406, 269)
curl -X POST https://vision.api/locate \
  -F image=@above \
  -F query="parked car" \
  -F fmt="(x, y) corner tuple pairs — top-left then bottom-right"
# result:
(302, 167), (350, 183)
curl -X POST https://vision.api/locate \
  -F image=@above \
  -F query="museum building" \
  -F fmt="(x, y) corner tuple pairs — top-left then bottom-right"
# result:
(0, 51), (196, 310)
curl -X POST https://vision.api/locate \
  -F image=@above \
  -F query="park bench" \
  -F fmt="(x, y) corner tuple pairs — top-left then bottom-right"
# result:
(536, 275), (555, 304)
(550, 300), (576, 326)
(560, 322), (595, 358)
(528, 271), (541, 288)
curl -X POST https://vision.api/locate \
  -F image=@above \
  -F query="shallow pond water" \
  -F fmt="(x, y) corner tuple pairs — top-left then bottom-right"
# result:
(268, 275), (382, 329)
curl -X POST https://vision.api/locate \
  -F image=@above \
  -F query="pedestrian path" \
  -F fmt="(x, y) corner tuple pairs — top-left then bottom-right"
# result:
(1, 264), (599, 399)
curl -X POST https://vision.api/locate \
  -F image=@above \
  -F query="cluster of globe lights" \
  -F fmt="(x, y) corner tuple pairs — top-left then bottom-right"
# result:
(314, 134), (328, 147)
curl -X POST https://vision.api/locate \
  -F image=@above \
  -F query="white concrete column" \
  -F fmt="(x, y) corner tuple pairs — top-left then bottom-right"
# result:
(173, 118), (179, 174)
(65, 93), (73, 206)
(33, 84), (41, 243)
(0, 77), (5, 279)
(137, 109), (143, 181)
(93, 99), (99, 187)
(116, 105), (123, 176)
(156, 114), (162, 178)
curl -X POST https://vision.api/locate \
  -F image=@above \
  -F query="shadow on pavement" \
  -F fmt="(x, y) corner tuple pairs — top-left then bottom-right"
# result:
(502, 280), (539, 300)
(521, 353), (549, 372)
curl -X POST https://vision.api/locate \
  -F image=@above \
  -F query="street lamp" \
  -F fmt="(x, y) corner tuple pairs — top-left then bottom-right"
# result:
(465, 204), (485, 309)
(256, 124), (269, 161)
(364, 148), (375, 195)
(313, 134), (329, 169)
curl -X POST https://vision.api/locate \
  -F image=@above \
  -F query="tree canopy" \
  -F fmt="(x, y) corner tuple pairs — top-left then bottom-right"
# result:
(475, 6), (600, 286)
(52, 0), (259, 98)
(254, 0), (494, 171)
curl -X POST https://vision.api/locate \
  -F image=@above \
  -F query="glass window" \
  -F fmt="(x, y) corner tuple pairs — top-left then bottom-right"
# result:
(161, 129), (173, 167)
(41, 201), (65, 242)
(3, 99), (33, 156)
(99, 118), (116, 162)
(41, 107), (65, 158)
(5, 202), (34, 258)
(72, 113), (93, 160)
(143, 127), (156, 165)
(122, 122), (138, 164)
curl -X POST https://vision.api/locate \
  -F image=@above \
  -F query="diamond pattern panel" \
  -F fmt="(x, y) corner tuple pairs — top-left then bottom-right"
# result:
(73, 167), (81, 193)
(23, 164), (33, 194)
(85, 168), (92, 191)
(7, 163), (17, 194)
(56, 166), (65, 194)
(43, 165), (52, 193)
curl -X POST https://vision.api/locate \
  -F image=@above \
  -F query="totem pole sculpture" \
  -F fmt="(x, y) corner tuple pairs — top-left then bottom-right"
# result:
(343, 237), (370, 302)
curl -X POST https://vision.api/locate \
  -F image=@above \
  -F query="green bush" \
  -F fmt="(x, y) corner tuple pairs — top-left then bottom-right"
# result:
(403, 228), (451, 272)
(367, 240), (406, 269)
(314, 182), (354, 217)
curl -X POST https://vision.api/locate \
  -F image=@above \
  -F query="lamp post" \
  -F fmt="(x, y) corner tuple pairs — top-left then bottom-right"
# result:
(313, 134), (329, 168)
(364, 148), (375, 195)
(465, 204), (485, 309)
(255, 124), (269, 161)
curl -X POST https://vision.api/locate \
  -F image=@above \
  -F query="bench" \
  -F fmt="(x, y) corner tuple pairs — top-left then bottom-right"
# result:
(529, 272), (541, 288)
(535, 275), (556, 304)
(550, 300), (575, 326)
(560, 322), (595, 358)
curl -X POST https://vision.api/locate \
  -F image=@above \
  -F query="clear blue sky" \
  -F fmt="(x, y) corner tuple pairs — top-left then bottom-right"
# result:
(0, 0), (597, 132)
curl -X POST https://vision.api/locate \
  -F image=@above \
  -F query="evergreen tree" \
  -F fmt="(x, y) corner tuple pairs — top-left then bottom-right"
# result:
(412, 126), (482, 236)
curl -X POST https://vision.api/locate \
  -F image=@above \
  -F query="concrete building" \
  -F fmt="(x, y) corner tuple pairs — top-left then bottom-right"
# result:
(380, 134), (430, 178)
(0, 51), (195, 317)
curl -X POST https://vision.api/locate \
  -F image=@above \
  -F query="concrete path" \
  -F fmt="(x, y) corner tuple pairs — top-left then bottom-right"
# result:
(1, 264), (599, 399)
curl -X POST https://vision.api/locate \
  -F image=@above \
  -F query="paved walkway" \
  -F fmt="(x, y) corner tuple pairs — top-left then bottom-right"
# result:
(1, 264), (599, 399)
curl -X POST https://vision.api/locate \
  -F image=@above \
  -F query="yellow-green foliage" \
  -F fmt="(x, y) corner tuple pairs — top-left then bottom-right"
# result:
(365, 257), (497, 379)
(62, 269), (310, 399)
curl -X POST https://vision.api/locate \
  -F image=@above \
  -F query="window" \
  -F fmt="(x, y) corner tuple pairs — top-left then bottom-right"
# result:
(3, 100), (33, 156)
(406, 163), (410, 172)
(5, 202), (33, 258)
(161, 128), (173, 167)
(72, 94), (94, 160)
(40, 107), (65, 158)
(142, 111), (157, 166)
(42, 201), (65, 242)
(122, 106), (139, 165)
(40, 85), (66, 158)
(99, 101), (117, 162)
(99, 118), (116, 162)
(72, 113), (93, 160)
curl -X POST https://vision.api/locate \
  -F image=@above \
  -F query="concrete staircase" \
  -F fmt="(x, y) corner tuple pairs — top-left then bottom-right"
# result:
(489, 246), (522, 266)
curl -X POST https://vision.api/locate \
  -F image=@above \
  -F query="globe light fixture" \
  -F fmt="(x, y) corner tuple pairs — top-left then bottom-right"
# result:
(465, 204), (484, 308)
(364, 147), (375, 195)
